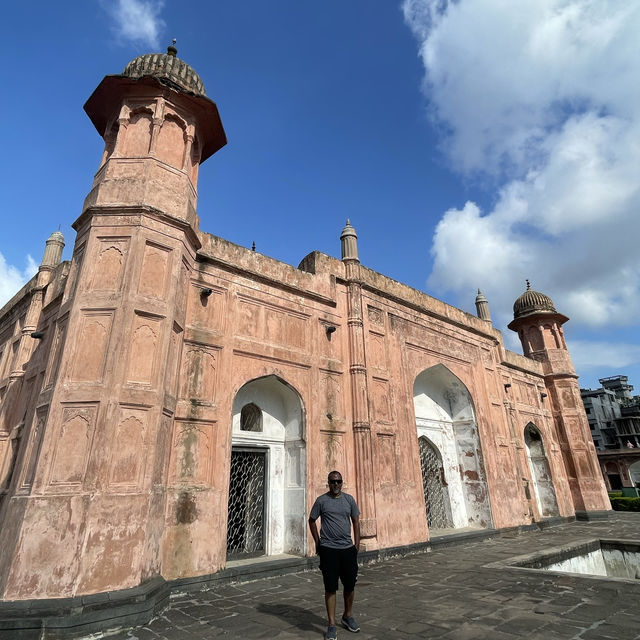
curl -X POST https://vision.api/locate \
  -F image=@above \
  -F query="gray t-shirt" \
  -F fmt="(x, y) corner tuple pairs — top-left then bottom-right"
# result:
(309, 492), (360, 549)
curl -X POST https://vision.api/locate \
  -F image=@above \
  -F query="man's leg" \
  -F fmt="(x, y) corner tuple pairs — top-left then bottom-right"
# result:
(319, 546), (340, 636)
(339, 546), (360, 632)
(343, 589), (354, 618)
(325, 591), (337, 626)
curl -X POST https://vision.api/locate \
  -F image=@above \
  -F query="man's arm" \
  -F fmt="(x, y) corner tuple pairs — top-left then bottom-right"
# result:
(308, 516), (321, 554)
(351, 515), (360, 551)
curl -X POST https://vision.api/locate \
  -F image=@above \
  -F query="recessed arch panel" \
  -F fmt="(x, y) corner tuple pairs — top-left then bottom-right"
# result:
(413, 364), (492, 531)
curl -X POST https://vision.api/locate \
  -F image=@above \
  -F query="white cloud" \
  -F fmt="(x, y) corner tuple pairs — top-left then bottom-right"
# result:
(404, 0), (640, 333)
(105, 0), (165, 49)
(0, 254), (38, 308)
(567, 340), (640, 373)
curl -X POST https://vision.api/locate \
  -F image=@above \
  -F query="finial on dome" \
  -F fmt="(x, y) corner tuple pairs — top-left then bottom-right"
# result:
(167, 39), (178, 57)
(526, 279), (531, 290)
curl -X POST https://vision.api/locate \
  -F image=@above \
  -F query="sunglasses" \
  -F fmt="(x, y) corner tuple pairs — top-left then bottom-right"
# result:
(328, 479), (343, 485)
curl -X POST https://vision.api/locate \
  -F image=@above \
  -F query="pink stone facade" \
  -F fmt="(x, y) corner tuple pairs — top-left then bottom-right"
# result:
(0, 53), (610, 602)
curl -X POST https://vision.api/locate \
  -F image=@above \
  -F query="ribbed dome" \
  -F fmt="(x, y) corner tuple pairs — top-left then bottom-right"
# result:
(122, 44), (205, 96)
(513, 281), (557, 319)
(46, 230), (65, 243)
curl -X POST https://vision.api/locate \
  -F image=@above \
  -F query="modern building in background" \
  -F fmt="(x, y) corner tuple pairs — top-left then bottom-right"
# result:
(580, 375), (640, 490)
(0, 47), (610, 635)
(581, 375), (640, 450)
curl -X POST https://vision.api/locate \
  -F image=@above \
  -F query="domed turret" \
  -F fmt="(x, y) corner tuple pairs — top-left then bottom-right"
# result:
(508, 280), (569, 352)
(122, 42), (206, 96)
(512, 280), (557, 320)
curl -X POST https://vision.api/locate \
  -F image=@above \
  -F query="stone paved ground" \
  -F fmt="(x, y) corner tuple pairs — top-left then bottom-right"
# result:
(104, 514), (640, 640)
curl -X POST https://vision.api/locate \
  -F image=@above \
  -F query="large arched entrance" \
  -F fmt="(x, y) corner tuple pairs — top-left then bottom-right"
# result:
(227, 375), (306, 559)
(413, 364), (492, 531)
(524, 423), (559, 517)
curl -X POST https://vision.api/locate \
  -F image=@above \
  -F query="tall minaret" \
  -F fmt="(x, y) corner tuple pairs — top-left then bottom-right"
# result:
(0, 44), (226, 601)
(340, 220), (378, 549)
(508, 281), (610, 517)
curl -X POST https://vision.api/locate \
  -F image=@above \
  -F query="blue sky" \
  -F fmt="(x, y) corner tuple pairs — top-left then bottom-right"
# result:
(1, 0), (639, 392)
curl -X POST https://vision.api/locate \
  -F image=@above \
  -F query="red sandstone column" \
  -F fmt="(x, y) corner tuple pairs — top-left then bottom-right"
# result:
(341, 221), (377, 546)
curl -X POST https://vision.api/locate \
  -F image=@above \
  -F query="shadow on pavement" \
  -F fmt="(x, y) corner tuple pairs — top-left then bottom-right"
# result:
(257, 602), (326, 633)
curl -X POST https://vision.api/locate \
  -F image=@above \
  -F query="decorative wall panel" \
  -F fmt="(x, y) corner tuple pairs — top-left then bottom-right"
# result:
(376, 434), (396, 485)
(372, 377), (392, 424)
(179, 343), (218, 402)
(320, 430), (345, 472)
(127, 313), (162, 386)
(108, 406), (149, 491)
(138, 242), (171, 300)
(70, 311), (113, 383)
(91, 238), (129, 292)
(48, 404), (98, 488)
(169, 420), (214, 485)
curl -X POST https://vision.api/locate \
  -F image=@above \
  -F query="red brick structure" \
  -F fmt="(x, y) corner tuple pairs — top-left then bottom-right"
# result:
(0, 48), (610, 632)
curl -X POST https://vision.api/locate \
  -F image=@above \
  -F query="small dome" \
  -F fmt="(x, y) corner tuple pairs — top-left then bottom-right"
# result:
(122, 44), (206, 96)
(475, 289), (488, 304)
(46, 230), (65, 243)
(340, 219), (357, 239)
(513, 281), (557, 319)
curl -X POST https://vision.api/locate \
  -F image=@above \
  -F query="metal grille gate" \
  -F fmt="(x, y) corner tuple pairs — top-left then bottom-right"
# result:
(419, 437), (453, 530)
(226, 449), (266, 558)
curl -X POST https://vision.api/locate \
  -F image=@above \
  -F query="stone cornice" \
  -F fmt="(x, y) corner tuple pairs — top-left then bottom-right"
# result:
(73, 204), (202, 252)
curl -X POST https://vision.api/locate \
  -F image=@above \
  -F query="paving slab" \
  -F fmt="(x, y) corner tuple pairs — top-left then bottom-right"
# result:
(100, 514), (640, 640)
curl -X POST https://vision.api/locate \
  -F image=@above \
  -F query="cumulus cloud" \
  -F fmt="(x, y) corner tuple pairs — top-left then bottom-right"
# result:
(104, 0), (165, 49)
(0, 254), (37, 308)
(403, 0), (640, 336)
(567, 340), (640, 374)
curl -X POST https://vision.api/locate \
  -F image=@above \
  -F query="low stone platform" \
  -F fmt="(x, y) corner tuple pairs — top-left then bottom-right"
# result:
(58, 514), (640, 638)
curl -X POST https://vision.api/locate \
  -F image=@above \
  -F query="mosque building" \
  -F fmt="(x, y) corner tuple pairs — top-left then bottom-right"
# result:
(0, 46), (610, 636)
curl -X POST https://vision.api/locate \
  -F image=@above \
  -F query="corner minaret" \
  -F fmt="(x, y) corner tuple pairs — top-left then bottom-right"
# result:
(475, 289), (491, 322)
(0, 46), (226, 602)
(508, 281), (610, 517)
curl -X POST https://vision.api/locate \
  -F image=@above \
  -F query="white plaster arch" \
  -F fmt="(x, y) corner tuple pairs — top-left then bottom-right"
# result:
(230, 375), (306, 556)
(413, 364), (492, 530)
(629, 459), (640, 488)
(524, 423), (560, 518)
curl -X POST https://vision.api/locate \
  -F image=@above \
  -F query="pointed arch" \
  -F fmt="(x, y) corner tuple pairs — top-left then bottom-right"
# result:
(413, 364), (492, 531)
(524, 423), (559, 517)
(227, 375), (306, 558)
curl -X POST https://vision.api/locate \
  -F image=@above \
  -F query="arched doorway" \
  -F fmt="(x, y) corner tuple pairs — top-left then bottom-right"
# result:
(524, 423), (559, 517)
(604, 461), (623, 490)
(413, 364), (492, 530)
(628, 460), (640, 488)
(418, 436), (453, 529)
(227, 375), (306, 559)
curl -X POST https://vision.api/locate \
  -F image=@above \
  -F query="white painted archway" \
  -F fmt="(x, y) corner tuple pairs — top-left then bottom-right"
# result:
(524, 423), (559, 518)
(413, 365), (492, 530)
(630, 460), (640, 488)
(230, 375), (306, 556)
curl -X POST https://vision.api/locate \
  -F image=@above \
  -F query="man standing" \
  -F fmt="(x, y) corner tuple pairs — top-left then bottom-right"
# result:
(309, 471), (361, 639)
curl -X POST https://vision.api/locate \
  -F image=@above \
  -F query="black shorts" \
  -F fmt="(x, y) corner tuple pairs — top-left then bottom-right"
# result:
(318, 545), (358, 593)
